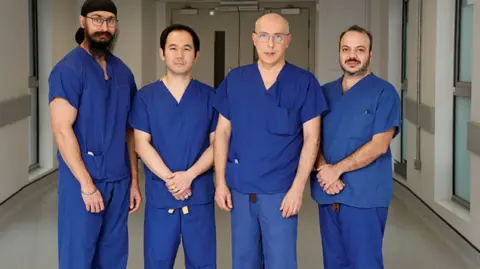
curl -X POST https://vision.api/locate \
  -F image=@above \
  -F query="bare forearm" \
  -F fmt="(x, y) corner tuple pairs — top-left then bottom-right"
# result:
(127, 129), (138, 185)
(293, 135), (319, 188)
(136, 141), (172, 182)
(314, 146), (327, 169)
(214, 130), (230, 186)
(188, 145), (214, 180)
(335, 140), (384, 174)
(54, 128), (93, 188)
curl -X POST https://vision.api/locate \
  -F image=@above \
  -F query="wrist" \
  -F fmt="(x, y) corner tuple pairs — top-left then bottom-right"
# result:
(215, 177), (228, 188)
(292, 179), (306, 192)
(333, 163), (344, 177)
(81, 181), (96, 193)
(186, 168), (199, 181)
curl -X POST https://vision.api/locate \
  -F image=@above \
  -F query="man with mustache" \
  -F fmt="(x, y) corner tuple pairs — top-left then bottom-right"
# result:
(311, 25), (401, 269)
(213, 13), (328, 269)
(129, 24), (217, 269)
(48, 1), (141, 268)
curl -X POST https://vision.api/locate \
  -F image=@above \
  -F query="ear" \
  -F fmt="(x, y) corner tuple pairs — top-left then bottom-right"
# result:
(285, 34), (292, 48)
(194, 51), (200, 63)
(159, 48), (165, 61)
(80, 16), (85, 28)
(252, 32), (257, 46)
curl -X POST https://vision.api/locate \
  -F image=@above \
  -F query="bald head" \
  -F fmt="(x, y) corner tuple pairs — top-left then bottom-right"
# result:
(255, 13), (289, 34)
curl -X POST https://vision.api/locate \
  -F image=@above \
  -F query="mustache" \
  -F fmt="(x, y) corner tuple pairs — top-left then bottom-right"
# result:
(345, 58), (360, 64)
(92, 31), (113, 39)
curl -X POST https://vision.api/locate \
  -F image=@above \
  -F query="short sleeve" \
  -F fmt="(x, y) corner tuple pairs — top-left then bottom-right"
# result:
(209, 90), (219, 133)
(373, 86), (401, 138)
(300, 74), (329, 123)
(48, 64), (82, 109)
(128, 93), (150, 134)
(212, 77), (230, 120)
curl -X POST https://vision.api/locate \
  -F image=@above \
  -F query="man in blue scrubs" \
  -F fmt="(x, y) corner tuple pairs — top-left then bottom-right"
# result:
(311, 25), (401, 269)
(213, 13), (328, 269)
(129, 24), (217, 269)
(49, 1), (142, 268)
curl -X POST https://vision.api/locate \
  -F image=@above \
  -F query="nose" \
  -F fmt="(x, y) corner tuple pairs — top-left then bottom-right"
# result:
(176, 50), (184, 59)
(267, 36), (274, 48)
(99, 21), (108, 31)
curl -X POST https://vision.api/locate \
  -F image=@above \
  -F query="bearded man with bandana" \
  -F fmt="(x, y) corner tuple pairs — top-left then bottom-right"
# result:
(48, 1), (141, 268)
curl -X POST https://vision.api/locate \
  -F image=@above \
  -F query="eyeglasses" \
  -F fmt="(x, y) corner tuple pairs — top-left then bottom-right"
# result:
(254, 32), (289, 43)
(86, 16), (118, 28)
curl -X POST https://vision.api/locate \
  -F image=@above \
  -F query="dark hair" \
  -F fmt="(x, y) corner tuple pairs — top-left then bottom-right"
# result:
(339, 25), (373, 52)
(160, 24), (200, 55)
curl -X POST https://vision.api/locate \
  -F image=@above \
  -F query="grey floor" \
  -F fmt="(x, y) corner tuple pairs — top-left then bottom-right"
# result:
(0, 171), (478, 269)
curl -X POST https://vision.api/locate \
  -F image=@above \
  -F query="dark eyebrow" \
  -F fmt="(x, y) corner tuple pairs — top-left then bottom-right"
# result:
(91, 14), (115, 20)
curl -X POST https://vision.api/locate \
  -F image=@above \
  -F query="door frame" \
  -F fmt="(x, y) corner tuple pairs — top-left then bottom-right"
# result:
(165, 1), (317, 73)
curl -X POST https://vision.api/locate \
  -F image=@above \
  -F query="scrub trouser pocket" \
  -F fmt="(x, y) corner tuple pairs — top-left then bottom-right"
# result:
(318, 203), (388, 269)
(231, 190), (298, 269)
(144, 202), (217, 269)
(57, 172), (130, 269)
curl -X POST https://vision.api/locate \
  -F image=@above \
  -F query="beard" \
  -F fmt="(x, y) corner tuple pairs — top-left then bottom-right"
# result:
(84, 27), (117, 58)
(340, 57), (370, 76)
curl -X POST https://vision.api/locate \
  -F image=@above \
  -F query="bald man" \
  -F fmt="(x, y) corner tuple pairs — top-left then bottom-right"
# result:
(213, 13), (329, 269)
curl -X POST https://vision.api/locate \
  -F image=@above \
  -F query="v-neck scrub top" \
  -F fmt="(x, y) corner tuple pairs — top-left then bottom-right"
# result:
(49, 46), (137, 182)
(311, 73), (401, 208)
(213, 62), (329, 194)
(128, 79), (218, 209)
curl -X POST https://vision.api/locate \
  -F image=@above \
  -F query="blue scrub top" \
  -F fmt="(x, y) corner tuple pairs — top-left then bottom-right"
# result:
(213, 62), (329, 194)
(311, 73), (401, 208)
(49, 47), (137, 182)
(128, 79), (218, 209)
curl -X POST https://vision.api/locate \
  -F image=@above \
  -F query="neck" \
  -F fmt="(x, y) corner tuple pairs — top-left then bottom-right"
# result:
(342, 70), (371, 91)
(257, 59), (285, 72)
(162, 71), (192, 89)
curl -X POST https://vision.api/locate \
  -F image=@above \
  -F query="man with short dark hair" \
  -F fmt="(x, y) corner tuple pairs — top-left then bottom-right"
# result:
(311, 24), (401, 269)
(129, 24), (217, 269)
(49, 1), (141, 268)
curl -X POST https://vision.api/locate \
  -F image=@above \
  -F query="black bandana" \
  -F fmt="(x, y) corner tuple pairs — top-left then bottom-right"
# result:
(81, 0), (117, 17)
(75, 0), (117, 45)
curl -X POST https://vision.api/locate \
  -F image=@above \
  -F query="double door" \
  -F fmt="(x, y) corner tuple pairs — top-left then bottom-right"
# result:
(169, 3), (313, 87)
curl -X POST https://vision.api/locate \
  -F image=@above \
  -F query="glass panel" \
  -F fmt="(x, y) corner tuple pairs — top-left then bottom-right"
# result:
(458, 1), (473, 82)
(454, 96), (471, 202)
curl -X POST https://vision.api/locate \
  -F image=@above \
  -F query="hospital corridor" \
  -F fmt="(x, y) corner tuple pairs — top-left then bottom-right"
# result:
(1, 0), (480, 268)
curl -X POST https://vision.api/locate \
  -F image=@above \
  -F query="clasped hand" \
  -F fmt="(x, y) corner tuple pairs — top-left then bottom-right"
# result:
(164, 171), (195, 201)
(316, 164), (345, 195)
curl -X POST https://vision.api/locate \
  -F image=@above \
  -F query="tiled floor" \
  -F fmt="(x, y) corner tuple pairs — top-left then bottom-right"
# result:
(0, 171), (478, 269)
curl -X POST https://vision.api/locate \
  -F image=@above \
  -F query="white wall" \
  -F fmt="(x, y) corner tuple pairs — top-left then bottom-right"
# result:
(471, 0), (480, 246)
(0, 0), (35, 203)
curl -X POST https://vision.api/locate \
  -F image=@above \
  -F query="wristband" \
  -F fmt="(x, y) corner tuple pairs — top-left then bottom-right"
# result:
(81, 188), (98, 195)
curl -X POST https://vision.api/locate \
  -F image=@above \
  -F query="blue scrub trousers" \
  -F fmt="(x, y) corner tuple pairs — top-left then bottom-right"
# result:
(57, 170), (131, 269)
(144, 202), (216, 269)
(318, 203), (388, 269)
(231, 190), (298, 269)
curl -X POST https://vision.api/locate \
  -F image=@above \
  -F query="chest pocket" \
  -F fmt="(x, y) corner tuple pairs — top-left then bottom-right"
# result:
(266, 81), (301, 136)
(267, 105), (300, 136)
(347, 106), (375, 140)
